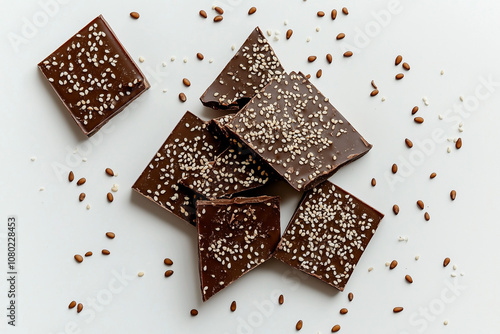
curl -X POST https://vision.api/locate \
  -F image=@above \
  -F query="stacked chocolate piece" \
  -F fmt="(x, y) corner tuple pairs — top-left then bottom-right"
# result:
(132, 27), (384, 300)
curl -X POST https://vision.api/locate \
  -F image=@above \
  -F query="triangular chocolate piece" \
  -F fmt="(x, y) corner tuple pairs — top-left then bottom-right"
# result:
(200, 27), (285, 111)
(274, 181), (384, 291)
(197, 196), (281, 301)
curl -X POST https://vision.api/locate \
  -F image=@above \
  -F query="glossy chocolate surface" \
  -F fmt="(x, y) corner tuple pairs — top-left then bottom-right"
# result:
(197, 196), (280, 301)
(38, 15), (149, 136)
(200, 27), (284, 111)
(273, 181), (384, 291)
(227, 71), (372, 191)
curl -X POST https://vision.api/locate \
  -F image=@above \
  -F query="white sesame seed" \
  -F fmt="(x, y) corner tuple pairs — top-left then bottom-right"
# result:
(138, 56), (145, 63)
(138, 271), (144, 277)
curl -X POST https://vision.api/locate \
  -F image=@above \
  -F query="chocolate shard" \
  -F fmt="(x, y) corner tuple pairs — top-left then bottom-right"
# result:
(200, 27), (285, 111)
(227, 71), (372, 191)
(132, 111), (225, 225)
(180, 144), (275, 200)
(38, 15), (149, 137)
(197, 196), (281, 301)
(273, 181), (384, 291)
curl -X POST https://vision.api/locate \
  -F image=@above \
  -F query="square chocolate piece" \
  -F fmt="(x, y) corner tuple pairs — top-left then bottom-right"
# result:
(132, 111), (225, 225)
(200, 27), (284, 111)
(38, 15), (149, 136)
(227, 71), (372, 191)
(273, 181), (384, 291)
(197, 196), (281, 301)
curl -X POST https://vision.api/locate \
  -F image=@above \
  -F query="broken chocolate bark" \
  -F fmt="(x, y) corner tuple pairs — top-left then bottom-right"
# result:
(227, 71), (372, 191)
(132, 111), (225, 225)
(200, 27), (284, 111)
(273, 181), (384, 291)
(38, 15), (149, 136)
(197, 196), (281, 301)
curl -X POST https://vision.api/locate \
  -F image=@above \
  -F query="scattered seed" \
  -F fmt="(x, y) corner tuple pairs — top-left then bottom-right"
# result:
(371, 178), (376, 187)
(405, 275), (413, 283)
(296, 320), (303, 330)
(395, 73), (404, 80)
(393, 205), (400, 215)
(138, 56), (145, 63)
(191, 309), (198, 316)
(165, 270), (174, 277)
(164, 258), (173, 266)
(340, 308), (348, 315)
(111, 184), (119, 192)
(86, 204), (91, 210)
(395, 55), (403, 65)
(393, 307), (404, 313)
(443, 257), (451, 267)
(130, 12), (140, 19)
(69, 301), (76, 309)
(105, 168), (114, 176)
(424, 212), (430, 221)
(182, 78), (191, 87)
(79, 193), (86, 202)
(107, 192), (114, 202)
(316, 69), (322, 78)
(368, 267), (374, 272)
(76, 178), (86, 186)
(405, 138), (413, 148)
(286, 29), (293, 39)
(412, 106), (419, 115)
(417, 200), (424, 210)
(343, 51), (353, 57)
(214, 15), (223, 22)
(85, 251), (92, 257)
(102, 249), (110, 255)
(444, 320), (449, 326)
(279, 294), (284, 305)
(402, 62), (410, 71)
(214, 6), (224, 14)
(106, 232), (115, 239)
(138, 271), (144, 277)
(450, 190), (457, 200)
(248, 7), (257, 15)
(308, 56), (317, 62)
(392, 164), (398, 174)
(230, 301), (237, 312)
(415, 255), (420, 261)
(332, 324), (341, 332)
(336, 33), (345, 40)
(68, 171), (74, 182)
(371, 80), (377, 89)
(390, 260), (398, 270)
(331, 9), (337, 20)
(348, 292), (354, 302)
(414, 117), (424, 124)
(342, 7), (349, 15)
(74, 254), (83, 263)
(179, 93), (187, 102)
(196, 53), (204, 60)
(456, 138), (462, 149)
(317, 11), (325, 17)
(370, 89), (379, 97)
(430, 172), (437, 179)
(77, 303), (83, 313)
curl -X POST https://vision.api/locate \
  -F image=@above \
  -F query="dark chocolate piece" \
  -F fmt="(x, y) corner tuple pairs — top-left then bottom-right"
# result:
(273, 181), (384, 291)
(180, 144), (274, 200)
(38, 15), (149, 136)
(197, 196), (281, 301)
(210, 113), (236, 139)
(200, 27), (285, 111)
(227, 71), (372, 191)
(132, 112), (225, 225)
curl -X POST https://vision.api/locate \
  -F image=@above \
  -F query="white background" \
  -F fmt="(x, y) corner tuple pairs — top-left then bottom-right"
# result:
(1, 0), (500, 333)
